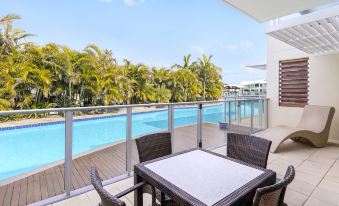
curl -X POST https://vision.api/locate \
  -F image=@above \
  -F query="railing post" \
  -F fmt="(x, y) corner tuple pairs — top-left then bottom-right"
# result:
(64, 111), (73, 196)
(224, 101), (227, 123)
(259, 99), (263, 129)
(237, 100), (241, 125)
(243, 100), (246, 118)
(168, 105), (174, 152)
(264, 98), (268, 129)
(197, 104), (202, 148)
(250, 99), (254, 134)
(228, 100), (231, 131)
(126, 107), (132, 174)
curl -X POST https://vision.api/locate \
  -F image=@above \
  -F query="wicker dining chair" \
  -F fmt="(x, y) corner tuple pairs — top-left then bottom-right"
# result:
(90, 166), (146, 206)
(135, 132), (176, 205)
(227, 133), (272, 169)
(135, 132), (172, 163)
(253, 165), (295, 206)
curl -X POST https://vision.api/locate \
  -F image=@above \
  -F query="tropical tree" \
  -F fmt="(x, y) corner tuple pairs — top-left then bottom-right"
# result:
(171, 53), (196, 70)
(0, 14), (33, 55)
(170, 68), (201, 102)
(153, 86), (171, 103)
(0, 13), (224, 113)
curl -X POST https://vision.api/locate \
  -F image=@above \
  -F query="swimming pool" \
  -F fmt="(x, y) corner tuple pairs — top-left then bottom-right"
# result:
(0, 102), (259, 181)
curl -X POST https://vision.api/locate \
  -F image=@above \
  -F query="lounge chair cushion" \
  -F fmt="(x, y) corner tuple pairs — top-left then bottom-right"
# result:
(255, 105), (335, 153)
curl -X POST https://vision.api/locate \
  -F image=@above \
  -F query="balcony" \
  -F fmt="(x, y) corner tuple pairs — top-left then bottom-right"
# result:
(0, 98), (267, 206)
(52, 142), (339, 206)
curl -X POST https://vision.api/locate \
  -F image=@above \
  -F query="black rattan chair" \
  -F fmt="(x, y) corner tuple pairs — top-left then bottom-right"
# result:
(135, 132), (172, 163)
(253, 165), (295, 206)
(90, 166), (146, 206)
(135, 132), (176, 205)
(227, 133), (272, 169)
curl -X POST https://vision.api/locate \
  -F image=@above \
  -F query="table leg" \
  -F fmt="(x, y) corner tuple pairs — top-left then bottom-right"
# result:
(134, 174), (144, 206)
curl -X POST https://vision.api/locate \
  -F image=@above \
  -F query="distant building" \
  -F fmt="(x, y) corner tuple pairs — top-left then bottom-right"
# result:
(223, 83), (241, 97)
(240, 79), (267, 95)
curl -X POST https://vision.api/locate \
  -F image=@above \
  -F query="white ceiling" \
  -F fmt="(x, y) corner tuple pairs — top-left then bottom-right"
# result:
(267, 5), (339, 54)
(223, 0), (336, 22)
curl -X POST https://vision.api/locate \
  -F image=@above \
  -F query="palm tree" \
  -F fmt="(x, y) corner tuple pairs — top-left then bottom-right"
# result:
(0, 14), (225, 112)
(43, 44), (81, 106)
(197, 54), (213, 100)
(0, 14), (34, 55)
(154, 86), (171, 103)
(0, 14), (21, 25)
(171, 54), (196, 70)
(151, 67), (169, 88)
(171, 68), (201, 102)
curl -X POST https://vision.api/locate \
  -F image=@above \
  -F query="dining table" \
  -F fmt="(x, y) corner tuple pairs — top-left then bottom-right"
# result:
(134, 148), (276, 206)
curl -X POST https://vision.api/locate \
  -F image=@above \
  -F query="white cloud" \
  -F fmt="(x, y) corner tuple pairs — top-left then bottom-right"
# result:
(123, 0), (145, 6)
(225, 45), (238, 51)
(239, 40), (254, 51)
(98, 0), (113, 3)
(224, 40), (254, 52)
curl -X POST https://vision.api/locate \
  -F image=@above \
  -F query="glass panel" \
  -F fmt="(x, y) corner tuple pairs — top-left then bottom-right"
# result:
(131, 105), (169, 166)
(237, 100), (250, 134)
(201, 102), (227, 148)
(132, 105), (169, 137)
(0, 112), (65, 205)
(252, 99), (265, 133)
(72, 108), (126, 189)
(173, 104), (198, 152)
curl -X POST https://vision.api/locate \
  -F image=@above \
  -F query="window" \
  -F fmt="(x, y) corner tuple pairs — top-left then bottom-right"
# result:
(279, 58), (309, 107)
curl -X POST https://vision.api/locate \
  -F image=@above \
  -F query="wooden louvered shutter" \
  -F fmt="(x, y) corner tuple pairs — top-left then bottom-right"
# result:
(279, 58), (309, 107)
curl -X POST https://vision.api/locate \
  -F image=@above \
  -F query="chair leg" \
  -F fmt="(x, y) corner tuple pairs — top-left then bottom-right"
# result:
(160, 192), (165, 205)
(151, 185), (156, 206)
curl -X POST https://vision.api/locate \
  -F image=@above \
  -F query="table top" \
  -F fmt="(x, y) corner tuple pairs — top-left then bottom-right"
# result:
(135, 149), (276, 206)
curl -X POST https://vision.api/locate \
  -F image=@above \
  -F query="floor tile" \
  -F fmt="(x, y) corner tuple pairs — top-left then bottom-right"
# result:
(304, 196), (336, 206)
(294, 171), (323, 186)
(289, 178), (316, 196)
(284, 188), (308, 206)
(296, 160), (330, 177)
(311, 186), (339, 205)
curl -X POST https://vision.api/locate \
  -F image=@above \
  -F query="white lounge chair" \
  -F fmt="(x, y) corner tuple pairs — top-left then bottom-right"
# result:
(254, 105), (335, 153)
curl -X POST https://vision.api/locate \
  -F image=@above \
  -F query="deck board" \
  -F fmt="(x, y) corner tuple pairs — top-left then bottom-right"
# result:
(45, 169), (55, 198)
(0, 123), (253, 206)
(18, 178), (27, 206)
(26, 176), (34, 204)
(0, 185), (7, 205)
(10, 181), (20, 206)
(3, 183), (13, 206)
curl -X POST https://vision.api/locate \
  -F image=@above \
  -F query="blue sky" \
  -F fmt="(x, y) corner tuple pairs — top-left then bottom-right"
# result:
(0, 0), (267, 85)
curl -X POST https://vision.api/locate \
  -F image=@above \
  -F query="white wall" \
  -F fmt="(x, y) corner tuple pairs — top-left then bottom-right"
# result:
(267, 36), (339, 142)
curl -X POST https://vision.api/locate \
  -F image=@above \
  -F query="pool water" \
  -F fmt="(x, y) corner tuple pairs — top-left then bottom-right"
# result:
(0, 102), (259, 181)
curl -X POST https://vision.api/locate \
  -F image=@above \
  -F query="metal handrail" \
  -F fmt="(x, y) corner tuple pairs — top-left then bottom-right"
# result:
(0, 97), (268, 205)
(0, 98), (267, 116)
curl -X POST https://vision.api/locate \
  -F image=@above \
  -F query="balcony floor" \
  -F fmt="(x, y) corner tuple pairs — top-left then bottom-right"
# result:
(2, 122), (338, 206)
(51, 140), (339, 206)
(0, 123), (254, 206)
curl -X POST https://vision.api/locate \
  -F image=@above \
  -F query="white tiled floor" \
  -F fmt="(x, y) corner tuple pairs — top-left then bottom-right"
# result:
(51, 140), (339, 206)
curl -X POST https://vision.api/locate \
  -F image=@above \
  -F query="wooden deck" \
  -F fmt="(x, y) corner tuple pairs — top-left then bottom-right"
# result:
(0, 123), (252, 206)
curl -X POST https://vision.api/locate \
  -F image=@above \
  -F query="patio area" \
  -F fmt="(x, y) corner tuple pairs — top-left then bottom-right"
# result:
(0, 122), (255, 206)
(50, 140), (339, 206)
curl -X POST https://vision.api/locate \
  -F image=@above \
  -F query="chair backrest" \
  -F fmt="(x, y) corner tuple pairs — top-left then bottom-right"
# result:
(90, 167), (126, 206)
(297, 105), (335, 133)
(135, 132), (172, 163)
(253, 166), (295, 206)
(227, 133), (272, 169)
